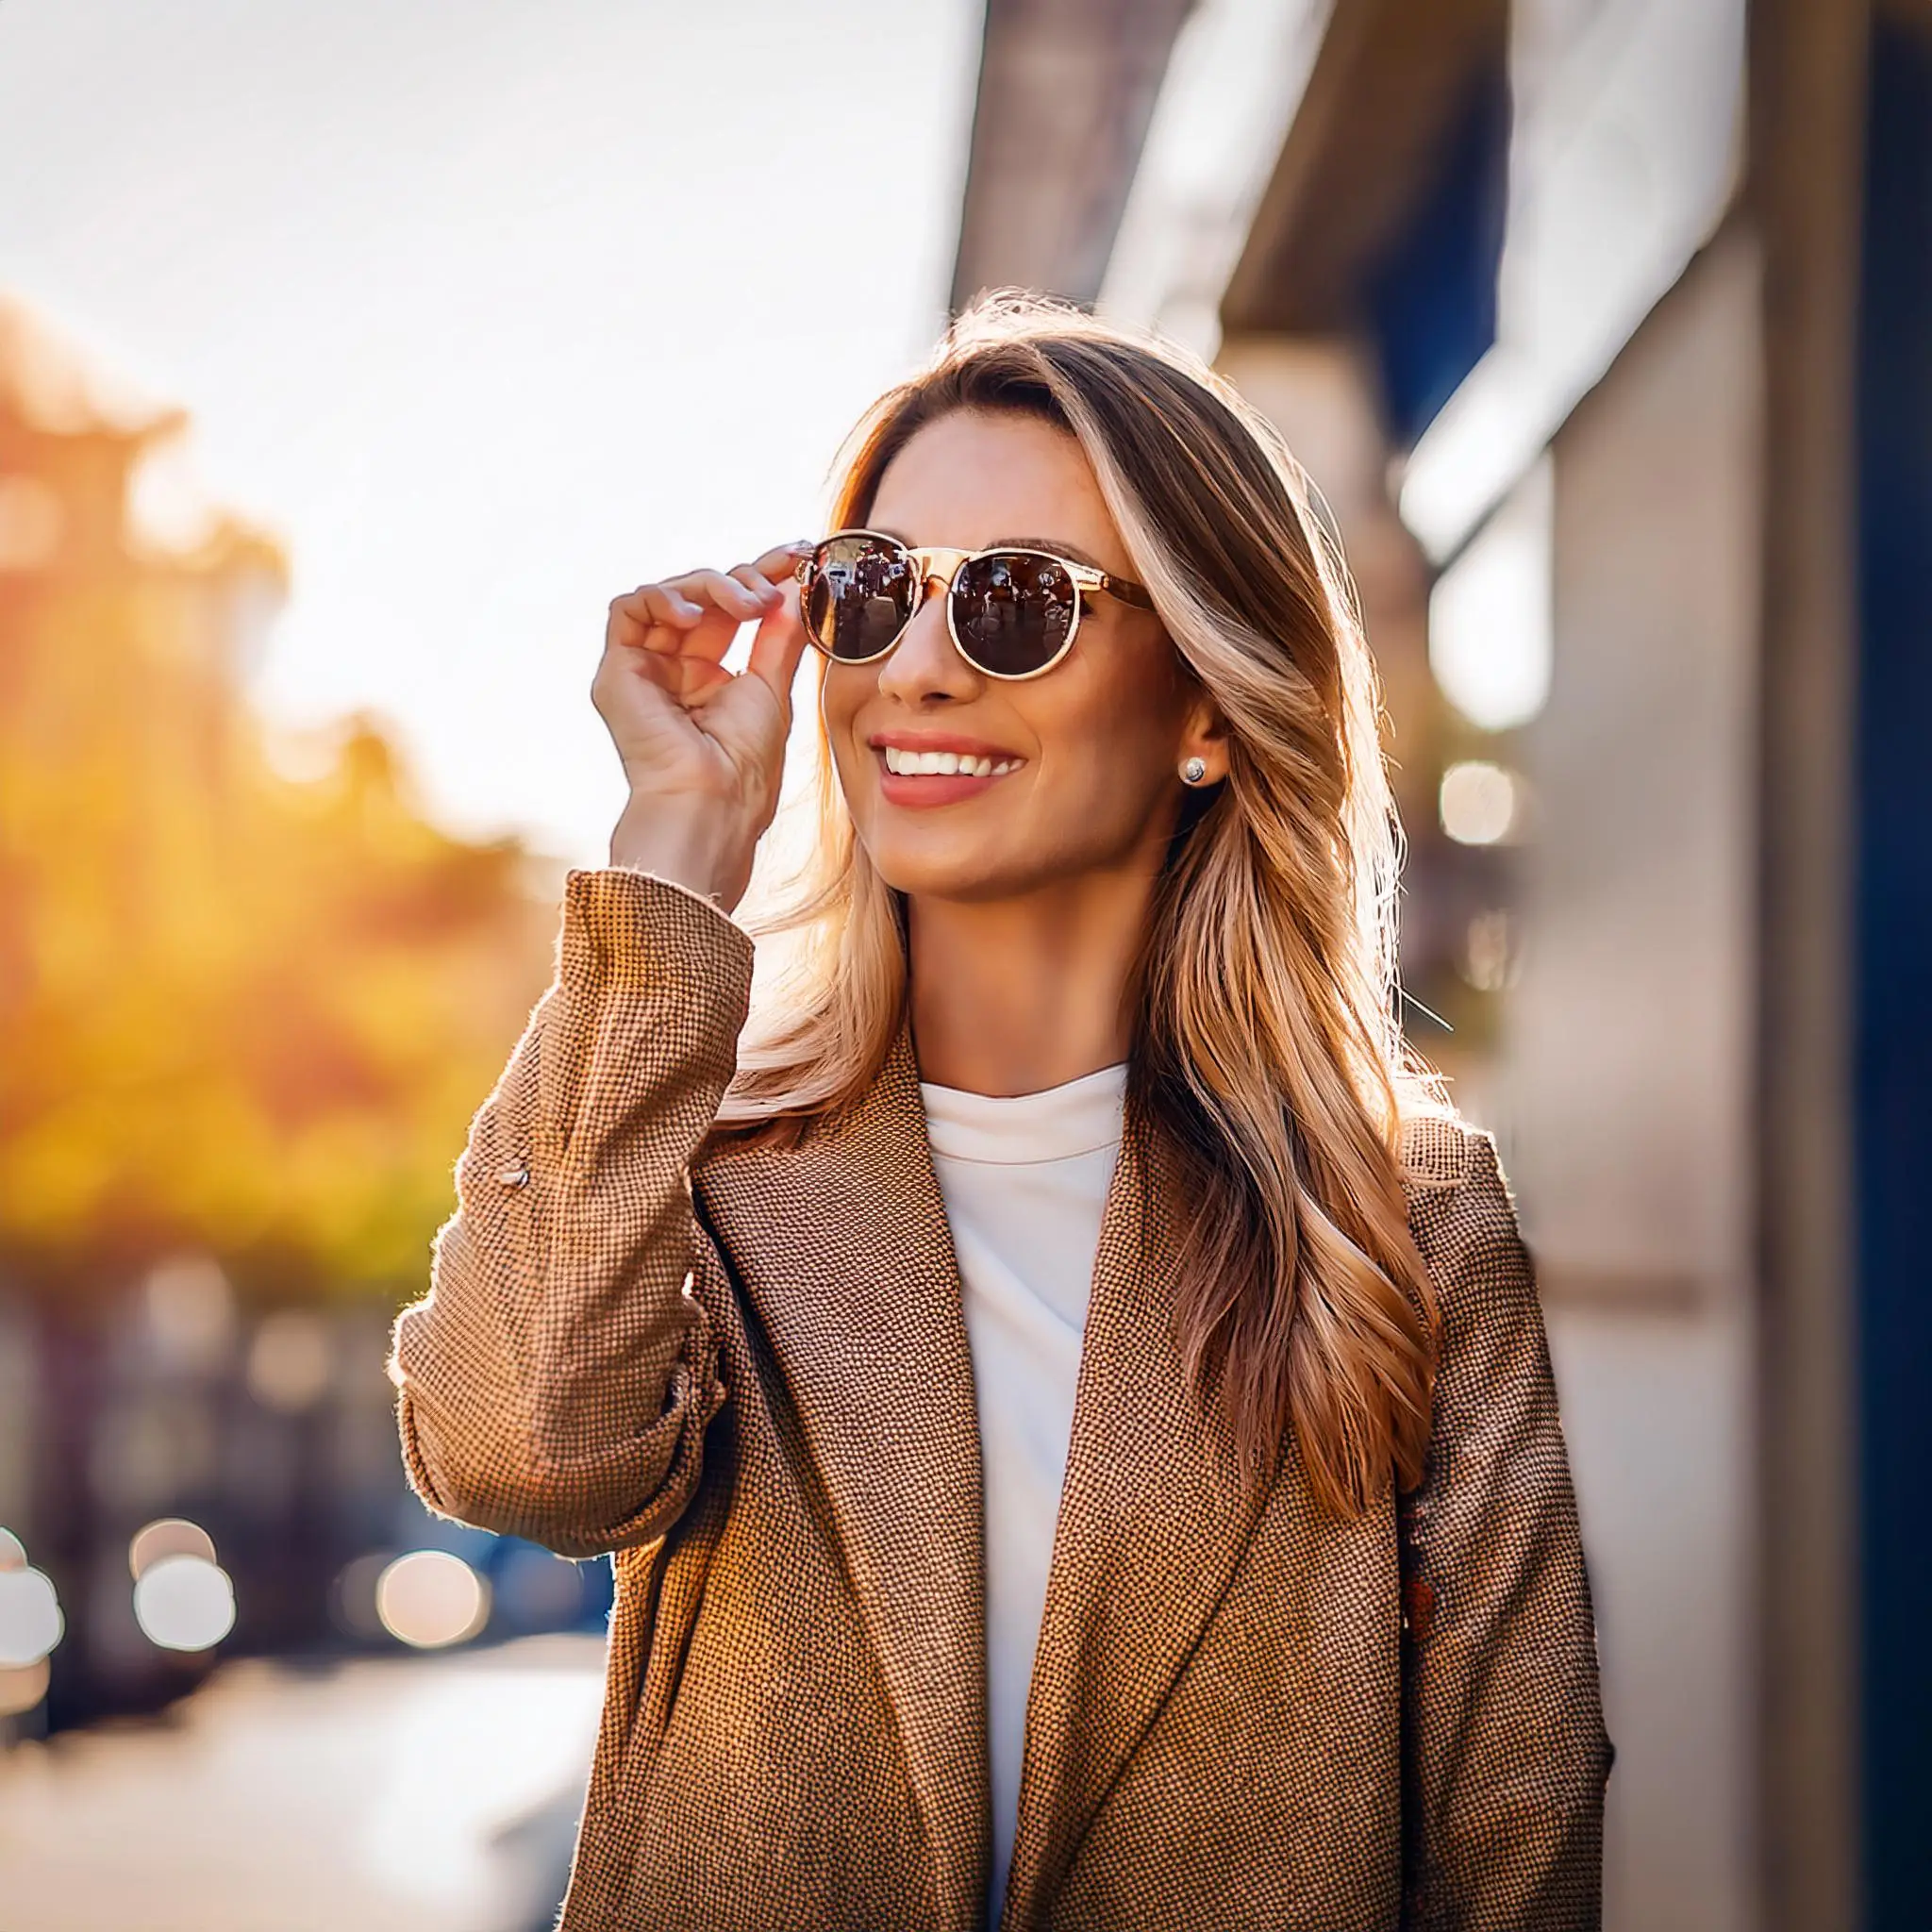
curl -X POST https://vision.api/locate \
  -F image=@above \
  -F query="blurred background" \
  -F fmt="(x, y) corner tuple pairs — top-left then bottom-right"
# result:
(0, 1), (1924, 1928)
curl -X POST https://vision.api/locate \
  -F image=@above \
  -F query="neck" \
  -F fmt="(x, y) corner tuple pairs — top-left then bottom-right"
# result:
(905, 863), (1156, 1096)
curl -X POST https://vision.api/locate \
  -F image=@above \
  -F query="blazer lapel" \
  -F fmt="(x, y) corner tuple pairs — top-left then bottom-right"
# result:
(694, 1016), (991, 1932)
(997, 1102), (1280, 1926)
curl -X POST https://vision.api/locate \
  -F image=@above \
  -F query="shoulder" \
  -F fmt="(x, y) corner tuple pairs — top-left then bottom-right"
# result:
(1398, 1105), (1483, 1189)
(1397, 1108), (1537, 1330)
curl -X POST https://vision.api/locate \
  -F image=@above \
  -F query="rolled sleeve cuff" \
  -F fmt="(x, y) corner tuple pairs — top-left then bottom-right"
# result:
(558, 866), (757, 997)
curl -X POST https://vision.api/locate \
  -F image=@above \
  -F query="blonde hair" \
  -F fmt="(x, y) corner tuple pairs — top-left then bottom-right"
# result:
(715, 291), (1448, 1517)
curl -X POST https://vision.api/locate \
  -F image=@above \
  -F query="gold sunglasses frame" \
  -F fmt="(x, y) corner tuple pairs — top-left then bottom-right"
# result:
(794, 526), (1156, 682)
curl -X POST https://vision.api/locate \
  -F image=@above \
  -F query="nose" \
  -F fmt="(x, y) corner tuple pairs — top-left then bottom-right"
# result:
(874, 575), (977, 705)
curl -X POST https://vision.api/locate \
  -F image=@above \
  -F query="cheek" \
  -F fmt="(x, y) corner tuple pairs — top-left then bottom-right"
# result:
(1041, 737), (1171, 833)
(1034, 655), (1180, 799)
(819, 668), (868, 774)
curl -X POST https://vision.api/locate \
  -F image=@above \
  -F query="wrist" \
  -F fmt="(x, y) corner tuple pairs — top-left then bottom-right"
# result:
(608, 793), (745, 910)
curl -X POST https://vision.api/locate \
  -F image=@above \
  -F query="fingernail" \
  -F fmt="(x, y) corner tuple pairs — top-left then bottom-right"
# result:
(785, 538), (818, 555)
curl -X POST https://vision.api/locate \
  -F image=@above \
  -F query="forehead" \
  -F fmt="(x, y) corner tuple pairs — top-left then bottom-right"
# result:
(867, 408), (1124, 566)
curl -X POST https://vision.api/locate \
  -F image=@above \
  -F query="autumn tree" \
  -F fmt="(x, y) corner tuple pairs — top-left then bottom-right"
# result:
(0, 297), (560, 1307)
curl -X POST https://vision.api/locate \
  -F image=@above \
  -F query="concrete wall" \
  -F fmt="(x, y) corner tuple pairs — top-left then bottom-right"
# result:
(1502, 227), (1764, 1932)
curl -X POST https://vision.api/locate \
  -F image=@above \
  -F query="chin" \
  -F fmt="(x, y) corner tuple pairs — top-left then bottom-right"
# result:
(861, 831), (1044, 905)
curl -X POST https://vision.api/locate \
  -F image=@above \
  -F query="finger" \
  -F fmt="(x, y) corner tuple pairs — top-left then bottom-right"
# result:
(673, 658), (734, 701)
(743, 577), (811, 711)
(752, 539), (819, 581)
(616, 580), (737, 665)
(654, 569), (774, 669)
(614, 583), (704, 627)
(612, 640), (733, 704)
(609, 585), (702, 655)
(726, 562), (784, 611)
(670, 567), (772, 624)
(603, 639), (680, 695)
(607, 608), (674, 660)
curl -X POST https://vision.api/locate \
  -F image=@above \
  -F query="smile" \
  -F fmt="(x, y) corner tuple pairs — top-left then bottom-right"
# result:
(880, 746), (1022, 777)
(869, 737), (1028, 809)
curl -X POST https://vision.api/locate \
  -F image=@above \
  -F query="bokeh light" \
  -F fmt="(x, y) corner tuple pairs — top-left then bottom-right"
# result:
(1461, 909), (1521, 993)
(0, 1657), (51, 1718)
(132, 1554), (237, 1652)
(328, 1552), (392, 1643)
(128, 1518), (218, 1580)
(1440, 759), (1525, 846)
(375, 1551), (489, 1650)
(244, 1309), (334, 1413)
(142, 1255), (237, 1373)
(0, 1562), (64, 1667)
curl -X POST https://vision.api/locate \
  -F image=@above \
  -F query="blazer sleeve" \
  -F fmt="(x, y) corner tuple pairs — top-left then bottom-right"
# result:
(1397, 1121), (1615, 1931)
(388, 865), (755, 1560)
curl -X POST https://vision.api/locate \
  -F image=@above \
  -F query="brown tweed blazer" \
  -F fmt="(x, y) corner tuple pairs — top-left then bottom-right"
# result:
(391, 868), (1612, 1931)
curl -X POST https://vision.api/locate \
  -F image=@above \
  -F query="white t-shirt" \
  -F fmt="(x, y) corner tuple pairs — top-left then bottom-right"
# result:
(917, 1059), (1129, 1924)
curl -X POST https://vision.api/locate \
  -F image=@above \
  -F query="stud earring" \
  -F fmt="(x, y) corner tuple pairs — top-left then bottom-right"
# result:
(1181, 756), (1208, 785)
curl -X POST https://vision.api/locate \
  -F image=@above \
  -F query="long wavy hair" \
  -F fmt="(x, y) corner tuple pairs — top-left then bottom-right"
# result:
(713, 291), (1448, 1518)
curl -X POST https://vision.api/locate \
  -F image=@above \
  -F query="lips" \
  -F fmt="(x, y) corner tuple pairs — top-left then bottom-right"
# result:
(866, 733), (1027, 808)
(867, 731), (1024, 762)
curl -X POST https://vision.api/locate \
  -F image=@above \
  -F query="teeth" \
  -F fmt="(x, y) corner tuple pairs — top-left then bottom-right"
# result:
(881, 747), (1022, 778)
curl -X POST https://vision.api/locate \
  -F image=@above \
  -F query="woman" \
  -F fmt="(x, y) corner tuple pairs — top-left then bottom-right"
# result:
(390, 293), (1612, 1931)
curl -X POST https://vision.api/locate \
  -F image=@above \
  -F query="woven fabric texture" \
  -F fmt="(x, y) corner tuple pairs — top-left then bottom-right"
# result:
(391, 867), (1613, 1931)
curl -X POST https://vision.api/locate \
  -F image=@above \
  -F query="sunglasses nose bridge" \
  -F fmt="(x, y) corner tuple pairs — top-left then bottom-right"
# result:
(906, 545), (971, 599)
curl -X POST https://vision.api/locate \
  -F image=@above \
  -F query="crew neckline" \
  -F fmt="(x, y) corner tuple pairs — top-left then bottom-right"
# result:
(919, 1060), (1128, 1166)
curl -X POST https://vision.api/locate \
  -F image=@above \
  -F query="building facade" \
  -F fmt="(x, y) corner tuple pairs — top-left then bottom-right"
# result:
(951, 1), (1928, 1925)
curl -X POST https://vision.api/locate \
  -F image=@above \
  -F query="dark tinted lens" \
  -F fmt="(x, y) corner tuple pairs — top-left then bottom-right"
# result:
(950, 552), (1077, 676)
(806, 535), (916, 662)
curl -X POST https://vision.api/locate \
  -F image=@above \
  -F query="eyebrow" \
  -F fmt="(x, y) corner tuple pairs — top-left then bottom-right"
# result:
(869, 525), (1110, 574)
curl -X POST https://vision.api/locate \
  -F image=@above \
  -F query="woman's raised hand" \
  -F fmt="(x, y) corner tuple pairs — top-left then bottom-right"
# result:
(593, 541), (814, 912)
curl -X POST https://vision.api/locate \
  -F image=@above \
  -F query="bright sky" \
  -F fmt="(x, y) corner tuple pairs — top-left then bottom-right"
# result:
(0, 0), (983, 867)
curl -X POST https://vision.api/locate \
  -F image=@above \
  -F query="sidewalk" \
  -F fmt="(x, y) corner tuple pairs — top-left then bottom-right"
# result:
(0, 1635), (606, 1932)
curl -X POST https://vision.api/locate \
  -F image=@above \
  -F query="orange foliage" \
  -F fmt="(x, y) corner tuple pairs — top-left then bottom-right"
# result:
(0, 301), (558, 1302)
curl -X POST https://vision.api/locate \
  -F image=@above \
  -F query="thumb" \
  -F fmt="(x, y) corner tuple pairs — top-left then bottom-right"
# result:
(743, 579), (811, 720)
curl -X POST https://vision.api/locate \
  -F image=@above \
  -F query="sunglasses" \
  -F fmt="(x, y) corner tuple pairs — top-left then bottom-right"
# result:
(794, 527), (1155, 681)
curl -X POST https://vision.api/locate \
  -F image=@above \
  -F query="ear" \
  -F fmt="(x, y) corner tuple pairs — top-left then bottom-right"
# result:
(1179, 685), (1232, 785)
